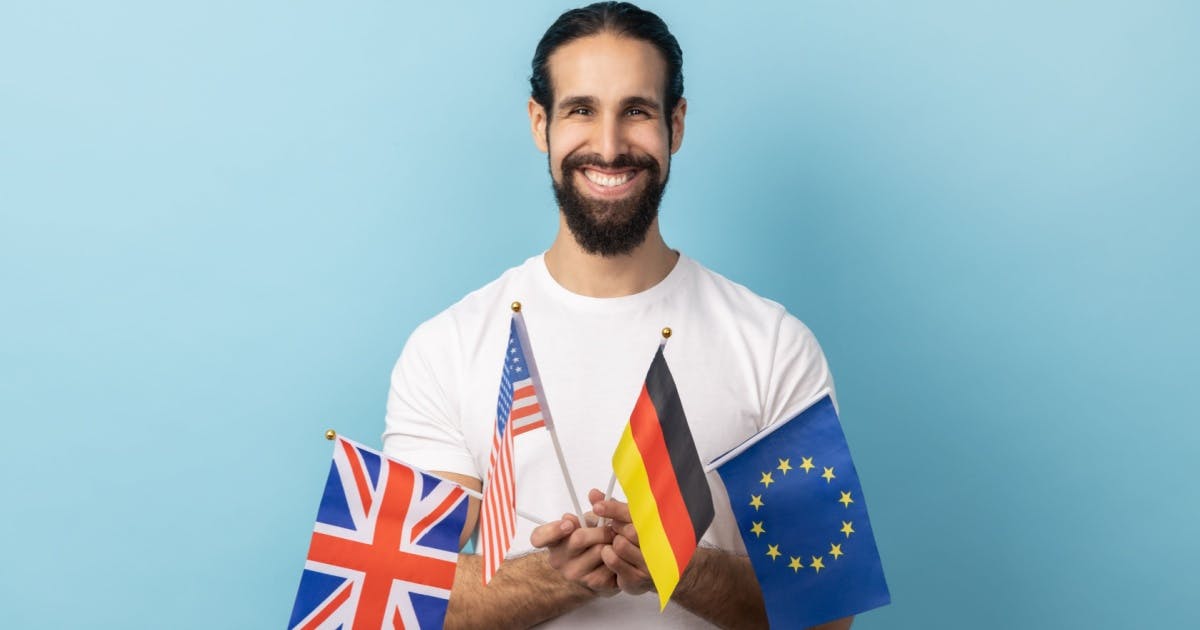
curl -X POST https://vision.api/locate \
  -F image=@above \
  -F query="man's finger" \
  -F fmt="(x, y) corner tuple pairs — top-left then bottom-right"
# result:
(610, 520), (639, 546)
(610, 533), (647, 568)
(559, 540), (609, 580)
(600, 544), (653, 595)
(564, 522), (615, 555)
(530, 513), (580, 548)
(592, 497), (633, 523)
(581, 564), (619, 595)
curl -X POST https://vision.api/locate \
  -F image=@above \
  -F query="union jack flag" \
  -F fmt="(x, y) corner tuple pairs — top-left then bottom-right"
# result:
(289, 436), (468, 630)
(480, 312), (549, 583)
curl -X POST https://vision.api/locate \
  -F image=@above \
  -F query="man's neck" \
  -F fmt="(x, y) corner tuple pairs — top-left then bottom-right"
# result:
(544, 215), (679, 298)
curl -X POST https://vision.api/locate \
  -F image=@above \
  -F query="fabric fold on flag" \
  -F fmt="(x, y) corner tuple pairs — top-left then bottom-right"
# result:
(480, 312), (550, 583)
(612, 344), (715, 610)
(289, 436), (468, 630)
(709, 391), (890, 628)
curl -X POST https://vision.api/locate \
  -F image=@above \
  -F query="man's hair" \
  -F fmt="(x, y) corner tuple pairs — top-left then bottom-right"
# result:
(530, 2), (684, 117)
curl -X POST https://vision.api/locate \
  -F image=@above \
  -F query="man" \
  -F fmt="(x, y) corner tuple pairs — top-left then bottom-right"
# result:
(384, 3), (852, 628)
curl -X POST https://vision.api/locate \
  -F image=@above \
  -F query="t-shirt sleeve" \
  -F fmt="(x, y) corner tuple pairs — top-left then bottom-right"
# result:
(382, 318), (480, 480)
(761, 312), (837, 428)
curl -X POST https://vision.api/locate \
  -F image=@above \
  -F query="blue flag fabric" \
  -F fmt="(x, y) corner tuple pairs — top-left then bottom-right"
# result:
(710, 393), (890, 628)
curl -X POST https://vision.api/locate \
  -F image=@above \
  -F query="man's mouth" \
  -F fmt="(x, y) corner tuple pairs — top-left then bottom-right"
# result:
(583, 168), (635, 186)
(578, 167), (639, 195)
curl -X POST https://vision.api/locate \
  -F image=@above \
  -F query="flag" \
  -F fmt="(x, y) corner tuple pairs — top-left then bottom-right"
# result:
(480, 312), (548, 583)
(289, 436), (468, 630)
(709, 392), (890, 628)
(611, 344), (715, 610)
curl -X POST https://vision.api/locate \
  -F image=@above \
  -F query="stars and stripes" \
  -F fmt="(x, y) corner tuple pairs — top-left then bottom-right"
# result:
(289, 437), (468, 630)
(480, 312), (549, 584)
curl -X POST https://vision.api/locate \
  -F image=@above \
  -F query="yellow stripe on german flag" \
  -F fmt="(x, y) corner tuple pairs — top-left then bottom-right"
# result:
(612, 345), (715, 610)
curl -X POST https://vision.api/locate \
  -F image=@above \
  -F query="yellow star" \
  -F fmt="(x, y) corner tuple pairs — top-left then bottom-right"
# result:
(829, 543), (843, 559)
(788, 556), (803, 572)
(839, 491), (854, 508)
(766, 544), (781, 561)
(777, 458), (792, 474)
(800, 457), (815, 473)
(822, 467), (836, 483)
(750, 522), (765, 538)
(810, 556), (825, 573)
(760, 471), (775, 488)
(749, 494), (764, 511)
(841, 521), (855, 537)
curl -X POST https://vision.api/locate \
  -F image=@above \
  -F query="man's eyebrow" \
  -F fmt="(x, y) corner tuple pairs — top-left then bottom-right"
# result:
(620, 96), (662, 112)
(557, 95), (598, 111)
(554, 95), (663, 112)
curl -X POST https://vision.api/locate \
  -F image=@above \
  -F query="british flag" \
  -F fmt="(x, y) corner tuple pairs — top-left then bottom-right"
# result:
(289, 436), (468, 630)
(480, 312), (549, 583)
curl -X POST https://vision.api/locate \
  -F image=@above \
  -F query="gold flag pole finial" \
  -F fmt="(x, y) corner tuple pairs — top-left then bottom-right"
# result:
(661, 327), (672, 339)
(511, 301), (522, 313)
(324, 429), (337, 441)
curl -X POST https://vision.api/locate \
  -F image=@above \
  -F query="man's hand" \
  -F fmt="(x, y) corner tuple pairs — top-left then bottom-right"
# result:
(530, 512), (619, 595)
(589, 488), (655, 595)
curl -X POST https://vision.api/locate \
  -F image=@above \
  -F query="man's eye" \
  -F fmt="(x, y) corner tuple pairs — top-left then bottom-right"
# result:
(627, 108), (646, 117)
(571, 107), (592, 116)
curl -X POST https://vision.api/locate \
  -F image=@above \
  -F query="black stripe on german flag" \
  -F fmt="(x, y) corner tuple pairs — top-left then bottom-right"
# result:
(642, 347), (715, 544)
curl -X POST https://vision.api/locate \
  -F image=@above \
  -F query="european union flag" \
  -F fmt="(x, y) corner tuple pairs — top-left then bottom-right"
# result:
(709, 392), (890, 628)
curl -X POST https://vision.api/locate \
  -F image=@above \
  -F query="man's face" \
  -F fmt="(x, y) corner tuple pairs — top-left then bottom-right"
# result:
(529, 33), (686, 256)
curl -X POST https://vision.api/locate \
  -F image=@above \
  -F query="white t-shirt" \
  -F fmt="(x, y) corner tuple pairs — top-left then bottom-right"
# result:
(383, 252), (834, 628)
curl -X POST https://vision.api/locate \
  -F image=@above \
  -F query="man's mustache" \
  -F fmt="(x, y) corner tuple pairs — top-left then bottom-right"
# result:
(561, 152), (660, 171)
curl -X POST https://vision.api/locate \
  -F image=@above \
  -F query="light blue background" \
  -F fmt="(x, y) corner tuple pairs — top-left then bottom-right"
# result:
(2, 1), (1196, 627)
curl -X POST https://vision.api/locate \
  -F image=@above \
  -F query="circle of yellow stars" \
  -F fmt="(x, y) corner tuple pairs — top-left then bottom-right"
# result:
(746, 456), (857, 575)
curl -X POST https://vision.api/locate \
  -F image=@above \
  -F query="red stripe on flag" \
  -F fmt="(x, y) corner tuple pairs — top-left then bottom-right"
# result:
(340, 439), (373, 517)
(480, 424), (516, 583)
(411, 486), (465, 543)
(297, 580), (352, 630)
(510, 403), (541, 419)
(511, 420), (546, 435)
(628, 385), (699, 573)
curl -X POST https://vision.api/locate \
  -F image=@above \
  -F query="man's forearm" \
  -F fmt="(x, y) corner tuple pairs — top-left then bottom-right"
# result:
(671, 547), (769, 629)
(444, 551), (597, 629)
(673, 548), (853, 630)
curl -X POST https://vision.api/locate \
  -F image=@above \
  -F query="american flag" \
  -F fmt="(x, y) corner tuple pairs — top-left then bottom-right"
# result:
(480, 312), (548, 583)
(289, 436), (468, 630)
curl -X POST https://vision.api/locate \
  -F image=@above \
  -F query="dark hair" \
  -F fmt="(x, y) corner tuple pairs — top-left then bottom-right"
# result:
(530, 2), (684, 118)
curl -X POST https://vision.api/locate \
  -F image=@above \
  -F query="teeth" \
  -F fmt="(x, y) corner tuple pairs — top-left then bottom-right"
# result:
(583, 170), (633, 187)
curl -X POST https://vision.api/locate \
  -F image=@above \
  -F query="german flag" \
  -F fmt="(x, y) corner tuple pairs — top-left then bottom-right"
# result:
(612, 345), (715, 610)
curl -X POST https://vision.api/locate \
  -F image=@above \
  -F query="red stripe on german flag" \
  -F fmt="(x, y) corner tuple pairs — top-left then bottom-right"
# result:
(612, 346), (714, 609)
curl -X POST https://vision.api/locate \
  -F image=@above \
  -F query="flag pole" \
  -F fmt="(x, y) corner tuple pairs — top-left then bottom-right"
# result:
(323, 429), (548, 526)
(600, 327), (672, 527)
(511, 303), (585, 521)
(598, 472), (617, 528)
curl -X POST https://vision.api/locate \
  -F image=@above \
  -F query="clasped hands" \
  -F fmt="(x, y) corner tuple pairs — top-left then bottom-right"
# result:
(530, 488), (654, 597)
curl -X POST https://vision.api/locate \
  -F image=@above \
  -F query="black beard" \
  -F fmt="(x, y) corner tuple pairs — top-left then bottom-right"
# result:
(552, 152), (667, 257)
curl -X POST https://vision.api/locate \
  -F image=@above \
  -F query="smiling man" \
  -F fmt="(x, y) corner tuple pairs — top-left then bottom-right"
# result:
(383, 3), (850, 628)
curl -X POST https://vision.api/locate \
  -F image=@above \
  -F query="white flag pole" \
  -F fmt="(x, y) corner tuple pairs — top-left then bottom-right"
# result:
(512, 305), (585, 521)
(324, 430), (549, 525)
(598, 472), (617, 528)
(457, 482), (547, 526)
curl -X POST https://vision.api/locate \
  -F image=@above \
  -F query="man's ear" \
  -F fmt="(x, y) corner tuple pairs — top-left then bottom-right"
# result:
(529, 97), (549, 153)
(669, 97), (687, 154)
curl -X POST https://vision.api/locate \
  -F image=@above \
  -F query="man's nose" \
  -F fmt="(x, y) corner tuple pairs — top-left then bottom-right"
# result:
(594, 115), (628, 164)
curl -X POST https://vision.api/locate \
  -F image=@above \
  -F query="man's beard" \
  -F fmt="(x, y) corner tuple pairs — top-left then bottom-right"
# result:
(552, 151), (668, 257)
